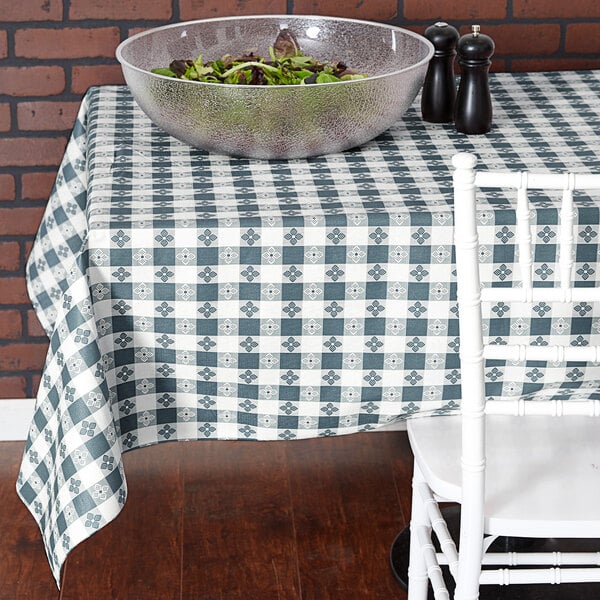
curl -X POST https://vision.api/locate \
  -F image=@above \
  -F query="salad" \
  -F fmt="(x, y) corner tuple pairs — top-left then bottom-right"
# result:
(151, 29), (368, 86)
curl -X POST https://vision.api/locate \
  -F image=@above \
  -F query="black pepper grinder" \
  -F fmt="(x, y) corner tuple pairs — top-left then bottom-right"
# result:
(455, 24), (495, 135)
(421, 22), (460, 123)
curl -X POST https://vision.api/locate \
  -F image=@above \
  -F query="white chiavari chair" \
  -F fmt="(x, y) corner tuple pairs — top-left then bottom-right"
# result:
(406, 152), (600, 599)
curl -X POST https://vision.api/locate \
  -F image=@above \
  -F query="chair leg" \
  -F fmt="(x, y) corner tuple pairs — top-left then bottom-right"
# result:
(454, 560), (481, 600)
(408, 462), (430, 600)
(454, 502), (484, 600)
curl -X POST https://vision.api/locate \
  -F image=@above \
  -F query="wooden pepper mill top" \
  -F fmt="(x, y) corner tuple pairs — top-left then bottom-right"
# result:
(456, 24), (494, 67)
(426, 21), (460, 54)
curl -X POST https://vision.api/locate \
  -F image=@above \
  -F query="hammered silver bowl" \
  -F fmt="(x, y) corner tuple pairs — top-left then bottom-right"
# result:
(116, 15), (433, 159)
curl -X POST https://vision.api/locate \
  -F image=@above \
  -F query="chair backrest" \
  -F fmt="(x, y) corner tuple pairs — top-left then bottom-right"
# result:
(452, 152), (600, 422)
(437, 153), (600, 598)
(452, 153), (600, 554)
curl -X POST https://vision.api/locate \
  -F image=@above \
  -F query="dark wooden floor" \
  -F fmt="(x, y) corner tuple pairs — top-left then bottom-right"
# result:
(1, 431), (413, 599)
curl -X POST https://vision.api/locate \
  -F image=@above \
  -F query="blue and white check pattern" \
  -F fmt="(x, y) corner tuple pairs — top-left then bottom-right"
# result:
(18, 70), (600, 585)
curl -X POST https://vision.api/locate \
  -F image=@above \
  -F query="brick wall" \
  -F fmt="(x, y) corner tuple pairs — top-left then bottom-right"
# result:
(1, 0), (600, 398)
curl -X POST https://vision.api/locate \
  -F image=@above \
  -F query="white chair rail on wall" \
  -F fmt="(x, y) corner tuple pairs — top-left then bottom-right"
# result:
(0, 398), (35, 440)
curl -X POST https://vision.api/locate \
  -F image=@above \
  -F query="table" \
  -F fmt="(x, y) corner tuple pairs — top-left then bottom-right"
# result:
(17, 70), (600, 586)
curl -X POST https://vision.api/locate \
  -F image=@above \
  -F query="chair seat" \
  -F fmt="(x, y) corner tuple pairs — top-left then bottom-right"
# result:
(408, 414), (600, 539)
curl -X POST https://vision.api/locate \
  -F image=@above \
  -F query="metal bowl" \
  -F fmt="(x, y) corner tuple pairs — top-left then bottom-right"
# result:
(116, 15), (433, 159)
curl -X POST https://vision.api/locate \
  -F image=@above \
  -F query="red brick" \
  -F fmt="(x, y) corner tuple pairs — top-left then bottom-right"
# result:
(514, 0), (600, 18)
(0, 278), (29, 304)
(566, 23), (600, 54)
(490, 58), (506, 73)
(0, 175), (16, 201)
(0, 343), (49, 372)
(292, 0), (396, 20)
(0, 207), (46, 235)
(0, 242), (21, 271)
(0, 67), (65, 96)
(0, 137), (67, 167)
(30, 374), (42, 396)
(127, 27), (150, 38)
(3, 1), (63, 21)
(180, 0), (285, 20)
(71, 64), (125, 94)
(15, 27), (120, 59)
(0, 376), (28, 398)
(0, 310), (23, 339)
(21, 172), (57, 201)
(404, 0), (507, 20)
(17, 101), (80, 132)
(70, 0), (172, 20)
(0, 30), (7, 59)
(512, 57), (600, 72)
(0, 104), (10, 133)
(27, 309), (48, 338)
(459, 24), (560, 56)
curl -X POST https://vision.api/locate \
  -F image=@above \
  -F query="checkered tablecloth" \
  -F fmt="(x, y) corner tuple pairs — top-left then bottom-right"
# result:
(18, 70), (600, 585)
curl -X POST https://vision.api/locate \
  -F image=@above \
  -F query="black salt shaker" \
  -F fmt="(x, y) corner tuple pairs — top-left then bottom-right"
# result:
(421, 22), (460, 123)
(454, 24), (495, 135)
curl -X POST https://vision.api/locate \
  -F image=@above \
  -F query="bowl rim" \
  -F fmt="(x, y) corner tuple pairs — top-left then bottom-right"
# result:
(116, 14), (434, 90)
